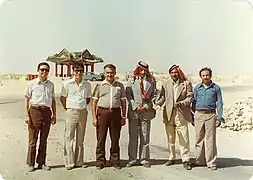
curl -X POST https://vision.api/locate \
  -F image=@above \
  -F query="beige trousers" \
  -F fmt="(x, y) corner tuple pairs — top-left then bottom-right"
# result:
(165, 109), (190, 162)
(194, 111), (217, 167)
(64, 108), (88, 168)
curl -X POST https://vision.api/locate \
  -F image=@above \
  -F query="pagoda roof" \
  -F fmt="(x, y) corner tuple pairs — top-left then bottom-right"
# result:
(46, 48), (104, 64)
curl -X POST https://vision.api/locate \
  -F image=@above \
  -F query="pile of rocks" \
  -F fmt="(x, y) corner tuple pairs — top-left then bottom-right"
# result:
(222, 97), (253, 131)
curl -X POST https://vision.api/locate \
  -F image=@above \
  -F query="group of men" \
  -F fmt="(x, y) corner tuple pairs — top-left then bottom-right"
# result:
(24, 60), (224, 172)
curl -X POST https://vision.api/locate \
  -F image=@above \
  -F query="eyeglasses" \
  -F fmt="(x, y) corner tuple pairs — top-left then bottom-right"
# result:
(40, 68), (49, 72)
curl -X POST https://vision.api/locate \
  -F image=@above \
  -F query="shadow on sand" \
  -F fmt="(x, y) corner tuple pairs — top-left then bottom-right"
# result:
(49, 157), (253, 169)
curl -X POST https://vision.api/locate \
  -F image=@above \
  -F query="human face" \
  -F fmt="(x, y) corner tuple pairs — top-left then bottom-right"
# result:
(139, 67), (148, 78)
(104, 67), (116, 83)
(200, 70), (211, 84)
(38, 65), (49, 80)
(169, 68), (179, 82)
(73, 67), (84, 81)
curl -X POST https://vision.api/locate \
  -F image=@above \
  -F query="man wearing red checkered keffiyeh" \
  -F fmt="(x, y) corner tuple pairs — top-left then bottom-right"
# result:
(125, 60), (157, 168)
(155, 64), (194, 170)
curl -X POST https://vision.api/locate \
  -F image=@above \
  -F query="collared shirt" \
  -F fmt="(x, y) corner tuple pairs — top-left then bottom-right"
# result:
(192, 82), (224, 122)
(172, 79), (180, 103)
(25, 78), (55, 108)
(61, 78), (91, 109)
(92, 80), (126, 109)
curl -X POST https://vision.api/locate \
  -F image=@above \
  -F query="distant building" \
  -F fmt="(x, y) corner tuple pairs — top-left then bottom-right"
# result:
(46, 48), (104, 77)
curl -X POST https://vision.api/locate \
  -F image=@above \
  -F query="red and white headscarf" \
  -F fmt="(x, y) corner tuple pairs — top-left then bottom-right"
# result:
(132, 61), (154, 81)
(168, 65), (188, 81)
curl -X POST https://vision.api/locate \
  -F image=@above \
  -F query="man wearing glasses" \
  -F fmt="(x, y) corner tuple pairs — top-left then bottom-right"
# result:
(24, 62), (56, 172)
(60, 63), (92, 170)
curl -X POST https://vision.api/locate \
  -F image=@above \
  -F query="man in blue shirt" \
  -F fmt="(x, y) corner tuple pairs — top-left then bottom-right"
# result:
(192, 67), (224, 170)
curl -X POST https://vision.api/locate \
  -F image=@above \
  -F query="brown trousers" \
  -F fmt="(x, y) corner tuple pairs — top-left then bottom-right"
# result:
(27, 106), (52, 166)
(96, 107), (121, 166)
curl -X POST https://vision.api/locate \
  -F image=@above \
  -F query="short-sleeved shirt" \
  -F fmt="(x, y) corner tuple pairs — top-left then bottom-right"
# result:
(92, 80), (126, 109)
(25, 78), (55, 108)
(61, 78), (92, 109)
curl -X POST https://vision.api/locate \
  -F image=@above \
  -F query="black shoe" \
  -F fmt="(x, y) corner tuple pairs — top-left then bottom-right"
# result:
(183, 161), (192, 170)
(27, 165), (35, 172)
(164, 160), (174, 166)
(38, 164), (51, 171)
(96, 164), (104, 170)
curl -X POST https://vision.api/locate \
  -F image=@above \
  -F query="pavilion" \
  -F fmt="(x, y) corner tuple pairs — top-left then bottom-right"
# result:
(46, 48), (104, 77)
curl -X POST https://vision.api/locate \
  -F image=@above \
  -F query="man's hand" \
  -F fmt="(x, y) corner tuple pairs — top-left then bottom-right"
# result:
(51, 115), (56, 125)
(174, 102), (182, 108)
(121, 117), (126, 126)
(215, 120), (221, 128)
(92, 116), (98, 127)
(25, 114), (31, 126)
(137, 107), (146, 113)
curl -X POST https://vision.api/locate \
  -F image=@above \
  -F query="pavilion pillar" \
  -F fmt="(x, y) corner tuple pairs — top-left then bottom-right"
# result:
(67, 64), (71, 77)
(85, 64), (88, 72)
(91, 64), (94, 72)
(60, 64), (64, 77)
(55, 63), (58, 77)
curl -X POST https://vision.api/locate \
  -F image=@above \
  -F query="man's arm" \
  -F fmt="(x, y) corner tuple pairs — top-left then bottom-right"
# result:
(86, 82), (92, 105)
(191, 86), (197, 112)
(51, 97), (56, 117)
(179, 81), (193, 108)
(155, 85), (166, 107)
(91, 84), (100, 126)
(216, 86), (225, 123)
(60, 83), (67, 110)
(125, 85), (139, 110)
(143, 79), (158, 109)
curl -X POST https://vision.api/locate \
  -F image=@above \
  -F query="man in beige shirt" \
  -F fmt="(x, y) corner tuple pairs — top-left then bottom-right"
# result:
(60, 63), (92, 170)
(91, 64), (127, 170)
(24, 62), (56, 172)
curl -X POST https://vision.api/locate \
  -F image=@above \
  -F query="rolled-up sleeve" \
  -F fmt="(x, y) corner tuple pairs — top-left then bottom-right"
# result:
(92, 84), (100, 99)
(24, 82), (32, 99)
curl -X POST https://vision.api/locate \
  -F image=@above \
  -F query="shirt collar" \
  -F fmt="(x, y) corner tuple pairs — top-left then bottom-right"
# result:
(36, 78), (48, 84)
(172, 79), (180, 85)
(102, 80), (117, 85)
(70, 77), (85, 85)
(198, 81), (215, 88)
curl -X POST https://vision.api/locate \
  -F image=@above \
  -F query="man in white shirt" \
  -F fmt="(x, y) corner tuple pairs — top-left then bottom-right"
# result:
(60, 63), (92, 170)
(24, 62), (56, 172)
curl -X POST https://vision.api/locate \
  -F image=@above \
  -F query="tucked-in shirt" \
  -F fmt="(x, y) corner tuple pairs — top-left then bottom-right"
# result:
(61, 78), (91, 109)
(25, 78), (55, 108)
(92, 80), (126, 109)
(192, 82), (224, 122)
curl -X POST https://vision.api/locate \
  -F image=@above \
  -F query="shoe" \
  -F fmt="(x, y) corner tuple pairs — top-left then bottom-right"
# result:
(27, 165), (35, 172)
(183, 161), (192, 170)
(38, 164), (51, 171)
(113, 164), (122, 170)
(126, 163), (135, 168)
(82, 164), (88, 168)
(96, 164), (104, 170)
(66, 167), (73, 170)
(164, 160), (174, 166)
(142, 163), (151, 168)
(208, 166), (217, 170)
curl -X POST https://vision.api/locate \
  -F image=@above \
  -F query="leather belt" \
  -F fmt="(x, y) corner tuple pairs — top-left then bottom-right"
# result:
(98, 107), (120, 111)
(196, 109), (215, 113)
(30, 105), (50, 110)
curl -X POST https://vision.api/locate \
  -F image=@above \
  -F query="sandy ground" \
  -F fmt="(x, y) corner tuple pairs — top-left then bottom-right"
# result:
(0, 79), (252, 180)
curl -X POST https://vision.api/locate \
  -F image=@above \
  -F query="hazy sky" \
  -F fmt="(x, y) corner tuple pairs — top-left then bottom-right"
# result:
(0, 0), (253, 76)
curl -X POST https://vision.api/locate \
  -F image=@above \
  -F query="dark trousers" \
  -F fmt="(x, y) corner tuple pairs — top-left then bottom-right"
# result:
(96, 107), (121, 166)
(26, 106), (51, 166)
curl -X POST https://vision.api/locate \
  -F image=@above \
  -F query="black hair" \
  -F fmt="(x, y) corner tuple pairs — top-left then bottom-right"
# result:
(72, 63), (84, 71)
(104, 64), (116, 71)
(199, 67), (212, 77)
(37, 62), (50, 71)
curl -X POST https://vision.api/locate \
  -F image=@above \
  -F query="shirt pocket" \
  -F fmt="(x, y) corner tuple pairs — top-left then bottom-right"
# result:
(114, 87), (121, 98)
(32, 86), (43, 98)
(45, 86), (53, 98)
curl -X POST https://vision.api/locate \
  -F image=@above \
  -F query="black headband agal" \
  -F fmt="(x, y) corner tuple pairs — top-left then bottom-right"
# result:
(168, 64), (179, 73)
(138, 61), (149, 69)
